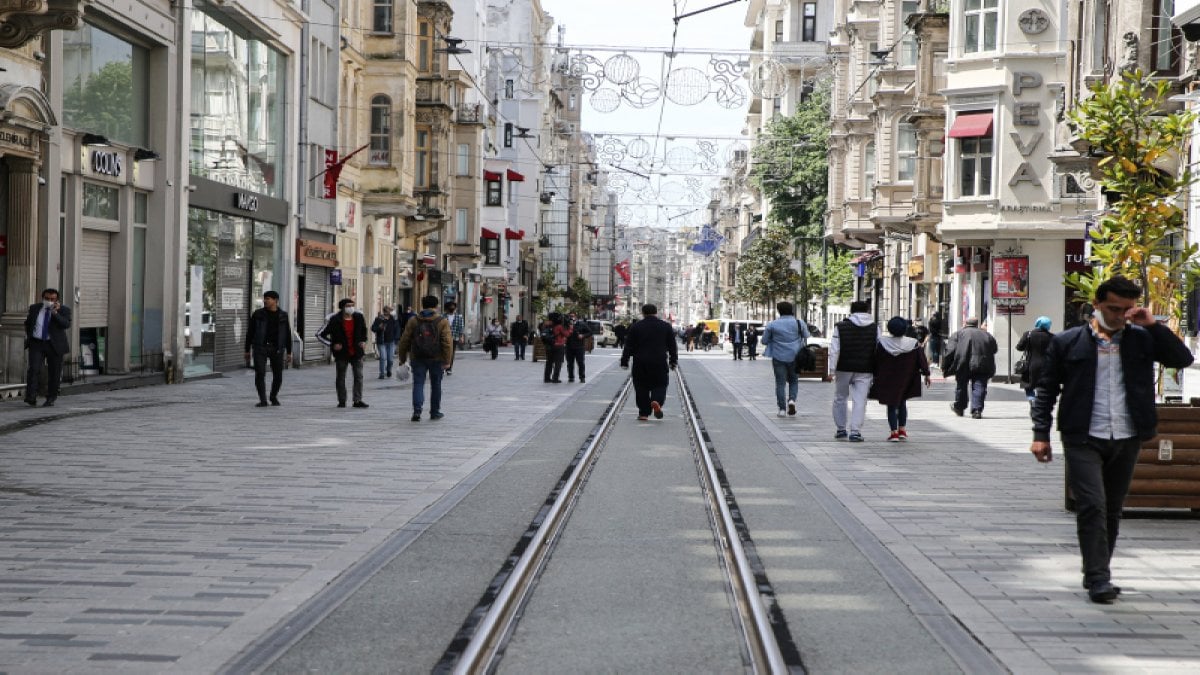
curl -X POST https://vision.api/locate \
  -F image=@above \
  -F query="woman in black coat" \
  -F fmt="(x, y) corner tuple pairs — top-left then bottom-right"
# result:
(1016, 316), (1054, 403)
(870, 317), (931, 442)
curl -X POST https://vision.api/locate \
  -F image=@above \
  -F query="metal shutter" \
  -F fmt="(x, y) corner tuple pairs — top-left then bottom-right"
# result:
(79, 230), (111, 328)
(303, 265), (330, 359)
(214, 241), (250, 369)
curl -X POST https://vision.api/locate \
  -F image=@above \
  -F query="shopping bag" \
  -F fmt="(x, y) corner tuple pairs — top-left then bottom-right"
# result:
(395, 362), (412, 383)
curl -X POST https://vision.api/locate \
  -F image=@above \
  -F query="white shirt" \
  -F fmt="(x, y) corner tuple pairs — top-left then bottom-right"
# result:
(1089, 327), (1136, 440)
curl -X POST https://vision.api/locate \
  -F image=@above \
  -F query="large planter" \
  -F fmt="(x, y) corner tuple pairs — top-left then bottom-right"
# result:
(797, 345), (831, 381)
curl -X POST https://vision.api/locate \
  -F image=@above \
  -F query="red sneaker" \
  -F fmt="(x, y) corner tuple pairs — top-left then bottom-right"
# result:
(887, 431), (901, 443)
(898, 429), (908, 441)
(651, 401), (663, 419)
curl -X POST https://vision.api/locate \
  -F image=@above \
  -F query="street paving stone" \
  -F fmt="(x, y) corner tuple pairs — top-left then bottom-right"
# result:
(0, 349), (618, 673)
(697, 353), (1200, 673)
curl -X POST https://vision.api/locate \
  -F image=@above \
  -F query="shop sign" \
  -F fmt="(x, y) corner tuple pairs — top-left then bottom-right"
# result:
(0, 130), (33, 150)
(1009, 72), (1046, 188)
(907, 256), (925, 281)
(330, 268), (343, 285)
(90, 150), (123, 177)
(1064, 239), (1089, 273)
(234, 192), (260, 212)
(991, 256), (1030, 298)
(296, 239), (338, 268)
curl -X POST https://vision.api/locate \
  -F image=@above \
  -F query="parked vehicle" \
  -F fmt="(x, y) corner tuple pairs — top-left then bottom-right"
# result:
(587, 320), (617, 347)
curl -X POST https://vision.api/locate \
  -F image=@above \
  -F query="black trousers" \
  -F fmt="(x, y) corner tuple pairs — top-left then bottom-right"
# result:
(253, 347), (285, 401)
(25, 339), (63, 400)
(633, 377), (668, 417)
(1065, 436), (1142, 587)
(566, 347), (586, 380)
(733, 343), (744, 359)
(544, 346), (565, 381)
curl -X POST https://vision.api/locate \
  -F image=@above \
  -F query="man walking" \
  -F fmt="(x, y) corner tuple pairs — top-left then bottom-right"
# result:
(565, 312), (592, 383)
(318, 298), (369, 408)
(762, 302), (809, 418)
(928, 311), (946, 365)
(621, 304), (678, 420)
(614, 322), (628, 349)
(829, 300), (877, 442)
(510, 316), (530, 360)
(244, 290), (292, 407)
(730, 322), (746, 360)
(444, 301), (464, 375)
(398, 295), (454, 421)
(23, 287), (72, 407)
(944, 317), (997, 418)
(371, 306), (400, 378)
(1030, 276), (1193, 603)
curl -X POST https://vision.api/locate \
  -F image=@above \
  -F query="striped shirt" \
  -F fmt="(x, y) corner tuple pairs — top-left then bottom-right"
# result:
(1089, 327), (1135, 440)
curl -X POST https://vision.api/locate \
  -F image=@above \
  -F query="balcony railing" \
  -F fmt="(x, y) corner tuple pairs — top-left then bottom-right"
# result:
(456, 103), (483, 124)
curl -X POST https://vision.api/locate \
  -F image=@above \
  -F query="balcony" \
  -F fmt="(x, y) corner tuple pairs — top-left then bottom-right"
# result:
(455, 103), (483, 124)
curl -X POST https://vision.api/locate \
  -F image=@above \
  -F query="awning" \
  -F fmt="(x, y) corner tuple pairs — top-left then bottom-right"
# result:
(947, 112), (994, 138)
(848, 249), (882, 265)
(506, 169), (525, 182)
(483, 170), (502, 181)
(504, 228), (525, 240)
(481, 227), (500, 240)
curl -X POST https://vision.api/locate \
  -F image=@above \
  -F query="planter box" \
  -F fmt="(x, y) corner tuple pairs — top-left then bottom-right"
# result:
(798, 345), (831, 381)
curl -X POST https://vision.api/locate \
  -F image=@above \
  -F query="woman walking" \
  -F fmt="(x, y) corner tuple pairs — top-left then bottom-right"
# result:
(870, 316), (931, 442)
(1015, 316), (1054, 403)
(483, 318), (505, 360)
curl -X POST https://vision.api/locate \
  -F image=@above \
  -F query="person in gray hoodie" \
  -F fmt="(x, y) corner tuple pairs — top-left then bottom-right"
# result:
(762, 301), (810, 417)
(829, 300), (878, 442)
(870, 316), (932, 442)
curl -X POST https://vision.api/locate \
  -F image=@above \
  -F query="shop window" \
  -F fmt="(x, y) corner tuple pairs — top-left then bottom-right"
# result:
(802, 3), (817, 42)
(959, 137), (994, 197)
(369, 95), (392, 165)
(963, 0), (998, 54)
(83, 183), (119, 221)
(1152, 0), (1182, 75)
(415, 126), (432, 188)
(486, 179), (502, 206)
(62, 23), (149, 147)
(372, 0), (392, 33)
(897, 123), (916, 182)
(418, 19), (433, 73)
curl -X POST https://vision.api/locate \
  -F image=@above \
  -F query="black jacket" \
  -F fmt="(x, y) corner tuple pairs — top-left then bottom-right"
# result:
(566, 320), (591, 349)
(1015, 327), (1053, 389)
(1032, 322), (1194, 443)
(318, 311), (369, 361)
(24, 303), (72, 356)
(510, 319), (530, 342)
(944, 326), (997, 378)
(245, 307), (292, 354)
(372, 314), (401, 343)
(621, 316), (678, 387)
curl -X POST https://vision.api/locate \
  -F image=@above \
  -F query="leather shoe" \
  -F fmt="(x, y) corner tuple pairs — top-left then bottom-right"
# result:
(950, 404), (964, 417)
(270, 398), (280, 406)
(353, 401), (369, 408)
(24, 398), (37, 407)
(1088, 581), (1119, 603)
(337, 401), (346, 408)
(42, 400), (55, 408)
(256, 401), (269, 407)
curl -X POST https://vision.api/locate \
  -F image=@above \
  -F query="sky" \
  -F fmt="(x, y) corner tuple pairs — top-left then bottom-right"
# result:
(538, 0), (758, 229)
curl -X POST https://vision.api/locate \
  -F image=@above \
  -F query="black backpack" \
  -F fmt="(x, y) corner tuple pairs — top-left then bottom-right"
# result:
(411, 319), (444, 360)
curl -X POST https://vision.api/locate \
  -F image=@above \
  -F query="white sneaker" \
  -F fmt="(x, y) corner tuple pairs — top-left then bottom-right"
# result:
(777, 409), (787, 417)
(787, 399), (796, 416)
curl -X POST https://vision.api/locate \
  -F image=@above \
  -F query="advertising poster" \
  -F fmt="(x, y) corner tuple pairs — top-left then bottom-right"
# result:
(991, 256), (1030, 299)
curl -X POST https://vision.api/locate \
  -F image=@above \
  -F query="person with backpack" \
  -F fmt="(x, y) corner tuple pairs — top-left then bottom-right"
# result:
(870, 316), (932, 442)
(317, 298), (370, 408)
(829, 300), (878, 441)
(541, 312), (571, 383)
(397, 295), (454, 421)
(762, 301), (810, 418)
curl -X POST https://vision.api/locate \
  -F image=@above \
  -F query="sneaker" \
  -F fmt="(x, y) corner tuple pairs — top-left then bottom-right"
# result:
(256, 401), (269, 408)
(651, 401), (663, 419)
(411, 412), (421, 422)
(887, 431), (901, 442)
(430, 412), (444, 420)
(24, 398), (36, 407)
(378, 374), (386, 379)
(897, 429), (907, 441)
(337, 401), (346, 408)
(568, 378), (575, 382)
(971, 411), (982, 419)
(353, 401), (370, 408)
(835, 429), (848, 440)
(637, 415), (649, 421)
(1088, 581), (1119, 604)
(848, 432), (864, 443)
(787, 399), (796, 416)
(778, 409), (787, 417)
(950, 404), (964, 417)
(580, 377), (585, 383)
(445, 369), (453, 376)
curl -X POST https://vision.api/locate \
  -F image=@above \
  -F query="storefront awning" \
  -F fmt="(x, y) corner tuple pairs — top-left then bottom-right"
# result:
(504, 228), (525, 240)
(947, 112), (994, 138)
(848, 249), (882, 265)
(483, 170), (502, 181)
(481, 227), (501, 239)
(506, 169), (525, 181)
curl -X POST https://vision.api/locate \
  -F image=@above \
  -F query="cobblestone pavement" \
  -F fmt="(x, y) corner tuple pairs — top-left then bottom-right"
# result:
(696, 354), (1200, 673)
(0, 349), (619, 673)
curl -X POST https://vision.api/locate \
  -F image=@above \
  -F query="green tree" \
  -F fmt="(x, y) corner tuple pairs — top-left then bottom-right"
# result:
(64, 61), (137, 144)
(750, 79), (830, 240)
(533, 263), (563, 317)
(1067, 69), (1200, 322)
(734, 227), (801, 308)
(563, 276), (593, 317)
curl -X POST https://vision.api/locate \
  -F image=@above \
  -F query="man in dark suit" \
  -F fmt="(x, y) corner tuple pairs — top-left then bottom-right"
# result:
(620, 304), (678, 421)
(24, 287), (72, 407)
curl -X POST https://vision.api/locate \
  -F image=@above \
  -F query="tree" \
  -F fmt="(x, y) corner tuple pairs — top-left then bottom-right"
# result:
(1067, 70), (1200, 323)
(734, 227), (801, 308)
(563, 276), (593, 317)
(533, 263), (563, 317)
(750, 79), (830, 241)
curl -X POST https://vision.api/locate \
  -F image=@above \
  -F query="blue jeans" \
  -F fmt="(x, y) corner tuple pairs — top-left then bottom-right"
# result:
(954, 374), (988, 413)
(377, 341), (396, 376)
(410, 359), (444, 414)
(514, 339), (526, 359)
(771, 358), (798, 411)
(886, 402), (908, 430)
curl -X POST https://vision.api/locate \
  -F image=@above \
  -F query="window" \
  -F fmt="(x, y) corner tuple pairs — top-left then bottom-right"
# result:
(83, 182), (119, 220)
(62, 23), (149, 147)
(1152, 0), (1181, 75)
(963, 0), (998, 54)
(959, 137), (993, 197)
(775, 20), (784, 43)
(863, 142), (876, 196)
(900, 1), (919, 66)
(418, 19), (433, 72)
(134, 192), (148, 224)
(483, 237), (500, 265)
(897, 123), (916, 182)
(415, 127), (432, 188)
(486, 179), (502, 206)
(1091, 0), (1109, 74)
(372, 0), (392, 33)
(505, 79), (515, 98)
(455, 208), (469, 242)
(802, 3), (817, 42)
(504, 122), (513, 148)
(772, 97), (782, 115)
(456, 143), (470, 175)
(369, 95), (391, 165)
(568, 93), (578, 110)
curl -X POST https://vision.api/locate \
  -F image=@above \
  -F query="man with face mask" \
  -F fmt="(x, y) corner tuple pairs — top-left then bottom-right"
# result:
(23, 288), (72, 407)
(318, 298), (370, 408)
(1030, 276), (1193, 604)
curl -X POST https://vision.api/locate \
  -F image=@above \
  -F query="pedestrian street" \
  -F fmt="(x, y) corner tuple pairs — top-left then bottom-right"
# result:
(1, 349), (1200, 672)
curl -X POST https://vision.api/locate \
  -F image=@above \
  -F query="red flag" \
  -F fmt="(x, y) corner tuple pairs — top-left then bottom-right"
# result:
(316, 143), (370, 198)
(614, 260), (632, 285)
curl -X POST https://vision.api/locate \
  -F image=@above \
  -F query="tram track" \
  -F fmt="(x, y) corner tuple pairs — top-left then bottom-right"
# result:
(436, 368), (805, 674)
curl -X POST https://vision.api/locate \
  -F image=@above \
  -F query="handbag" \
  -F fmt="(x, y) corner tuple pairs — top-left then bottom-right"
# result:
(794, 345), (816, 372)
(1014, 355), (1028, 377)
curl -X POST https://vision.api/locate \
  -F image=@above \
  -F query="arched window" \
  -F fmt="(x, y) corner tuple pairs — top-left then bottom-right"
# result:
(369, 95), (391, 165)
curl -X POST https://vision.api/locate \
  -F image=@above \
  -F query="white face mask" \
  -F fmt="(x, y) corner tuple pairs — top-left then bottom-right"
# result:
(343, 307), (355, 316)
(43, 299), (54, 308)
(1094, 310), (1124, 332)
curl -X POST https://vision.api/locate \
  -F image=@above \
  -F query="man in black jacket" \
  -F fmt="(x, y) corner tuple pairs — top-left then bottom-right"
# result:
(371, 306), (400, 379)
(1031, 276), (1194, 603)
(318, 298), (370, 408)
(944, 317), (998, 418)
(565, 312), (592, 383)
(510, 316), (530, 360)
(23, 287), (72, 407)
(620, 304), (678, 420)
(244, 290), (293, 407)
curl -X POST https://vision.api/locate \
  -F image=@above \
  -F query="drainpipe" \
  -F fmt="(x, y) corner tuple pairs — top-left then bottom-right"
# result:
(296, 0), (311, 363)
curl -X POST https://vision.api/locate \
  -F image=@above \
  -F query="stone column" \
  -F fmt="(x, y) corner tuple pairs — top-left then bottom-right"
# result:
(0, 157), (40, 383)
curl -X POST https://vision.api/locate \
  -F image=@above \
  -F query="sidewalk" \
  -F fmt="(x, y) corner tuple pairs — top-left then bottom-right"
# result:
(0, 351), (619, 673)
(695, 353), (1200, 672)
